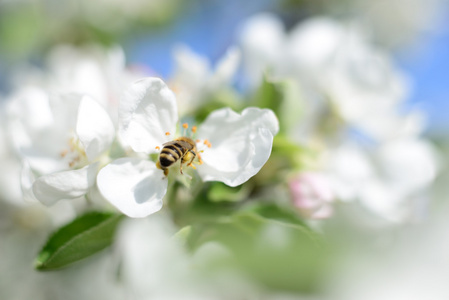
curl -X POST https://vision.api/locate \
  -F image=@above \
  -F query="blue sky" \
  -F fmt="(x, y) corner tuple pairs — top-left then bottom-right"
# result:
(125, 0), (274, 76)
(397, 14), (449, 133)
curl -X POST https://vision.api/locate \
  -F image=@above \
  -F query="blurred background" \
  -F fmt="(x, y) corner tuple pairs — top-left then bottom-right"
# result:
(1, 1), (449, 299)
(1, 0), (448, 133)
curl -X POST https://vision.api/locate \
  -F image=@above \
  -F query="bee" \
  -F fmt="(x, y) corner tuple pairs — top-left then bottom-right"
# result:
(156, 136), (198, 176)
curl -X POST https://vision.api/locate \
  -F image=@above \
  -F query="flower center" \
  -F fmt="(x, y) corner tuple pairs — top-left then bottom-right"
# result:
(60, 135), (88, 169)
(154, 122), (212, 176)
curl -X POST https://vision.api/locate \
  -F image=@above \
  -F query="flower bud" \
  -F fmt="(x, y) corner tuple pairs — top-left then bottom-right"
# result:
(289, 172), (335, 219)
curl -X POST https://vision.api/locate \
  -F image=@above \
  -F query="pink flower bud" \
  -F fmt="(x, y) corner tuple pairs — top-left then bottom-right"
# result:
(289, 172), (335, 219)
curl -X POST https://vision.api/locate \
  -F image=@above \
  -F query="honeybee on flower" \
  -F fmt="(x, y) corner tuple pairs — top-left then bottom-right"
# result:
(97, 77), (279, 218)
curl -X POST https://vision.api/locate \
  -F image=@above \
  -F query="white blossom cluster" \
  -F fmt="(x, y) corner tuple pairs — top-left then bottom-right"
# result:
(1, 46), (278, 219)
(0, 11), (443, 300)
(239, 14), (438, 223)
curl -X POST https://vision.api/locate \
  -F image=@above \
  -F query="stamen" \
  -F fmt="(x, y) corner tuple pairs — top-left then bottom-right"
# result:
(203, 139), (212, 148)
(188, 163), (197, 170)
(196, 139), (200, 143)
(60, 149), (68, 158)
(64, 135), (88, 169)
(182, 123), (189, 129)
(165, 132), (171, 136)
(155, 146), (160, 150)
(191, 126), (197, 133)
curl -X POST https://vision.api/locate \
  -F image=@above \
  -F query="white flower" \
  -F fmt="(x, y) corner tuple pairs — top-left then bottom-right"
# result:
(238, 13), (287, 87)
(239, 14), (411, 141)
(6, 87), (115, 206)
(325, 138), (438, 222)
(11, 44), (143, 124)
(0, 102), (24, 206)
(46, 45), (142, 113)
(116, 214), (257, 299)
(170, 45), (240, 115)
(97, 77), (279, 218)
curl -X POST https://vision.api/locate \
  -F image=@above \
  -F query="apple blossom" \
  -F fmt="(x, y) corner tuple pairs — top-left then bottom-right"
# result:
(97, 77), (279, 218)
(6, 87), (115, 206)
(325, 138), (438, 222)
(239, 14), (412, 142)
(170, 45), (240, 115)
(10, 44), (144, 125)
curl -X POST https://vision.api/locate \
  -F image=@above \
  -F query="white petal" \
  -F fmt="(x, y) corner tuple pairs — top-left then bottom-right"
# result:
(119, 78), (178, 153)
(288, 17), (344, 74)
(21, 160), (38, 203)
(76, 95), (115, 161)
(172, 44), (210, 83)
(239, 13), (286, 86)
(197, 107), (279, 187)
(97, 158), (166, 218)
(7, 87), (54, 133)
(210, 46), (241, 89)
(32, 163), (99, 206)
(377, 138), (438, 193)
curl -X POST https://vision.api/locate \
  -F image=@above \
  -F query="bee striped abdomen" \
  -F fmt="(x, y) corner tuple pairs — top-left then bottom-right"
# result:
(157, 136), (197, 176)
(159, 143), (184, 168)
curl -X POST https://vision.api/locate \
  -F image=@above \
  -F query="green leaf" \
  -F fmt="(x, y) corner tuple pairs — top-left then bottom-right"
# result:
(251, 76), (304, 134)
(207, 181), (251, 203)
(173, 225), (192, 246)
(187, 212), (329, 293)
(243, 203), (309, 229)
(35, 212), (124, 271)
(193, 89), (242, 123)
(252, 74), (283, 112)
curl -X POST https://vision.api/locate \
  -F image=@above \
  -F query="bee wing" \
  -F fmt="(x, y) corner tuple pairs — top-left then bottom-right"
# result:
(162, 141), (177, 147)
(163, 140), (192, 149)
(175, 140), (192, 149)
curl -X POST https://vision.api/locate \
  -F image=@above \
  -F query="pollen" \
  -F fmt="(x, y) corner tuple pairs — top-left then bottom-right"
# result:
(60, 149), (68, 158)
(203, 139), (212, 148)
(182, 123), (189, 129)
(191, 126), (197, 133)
(165, 132), (171, 136)
(197, 152), (204, 165)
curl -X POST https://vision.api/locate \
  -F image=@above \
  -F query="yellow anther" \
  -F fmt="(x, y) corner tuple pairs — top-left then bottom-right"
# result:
(191, 126), (197, 133)
(188, 163), (197, 170)
(203, 139), (212, 148)
(182, 123), (189, 129)
(155, 146), (160, 150)
(197, 153), (203, 165)
(165, 132), (171, 136)
(60, 149), (68, 158)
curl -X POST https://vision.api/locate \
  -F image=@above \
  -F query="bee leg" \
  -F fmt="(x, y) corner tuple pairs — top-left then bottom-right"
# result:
(180, 151), (197, 175)
(156, 160), (169, 176)
(188, 150), (196, 165)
